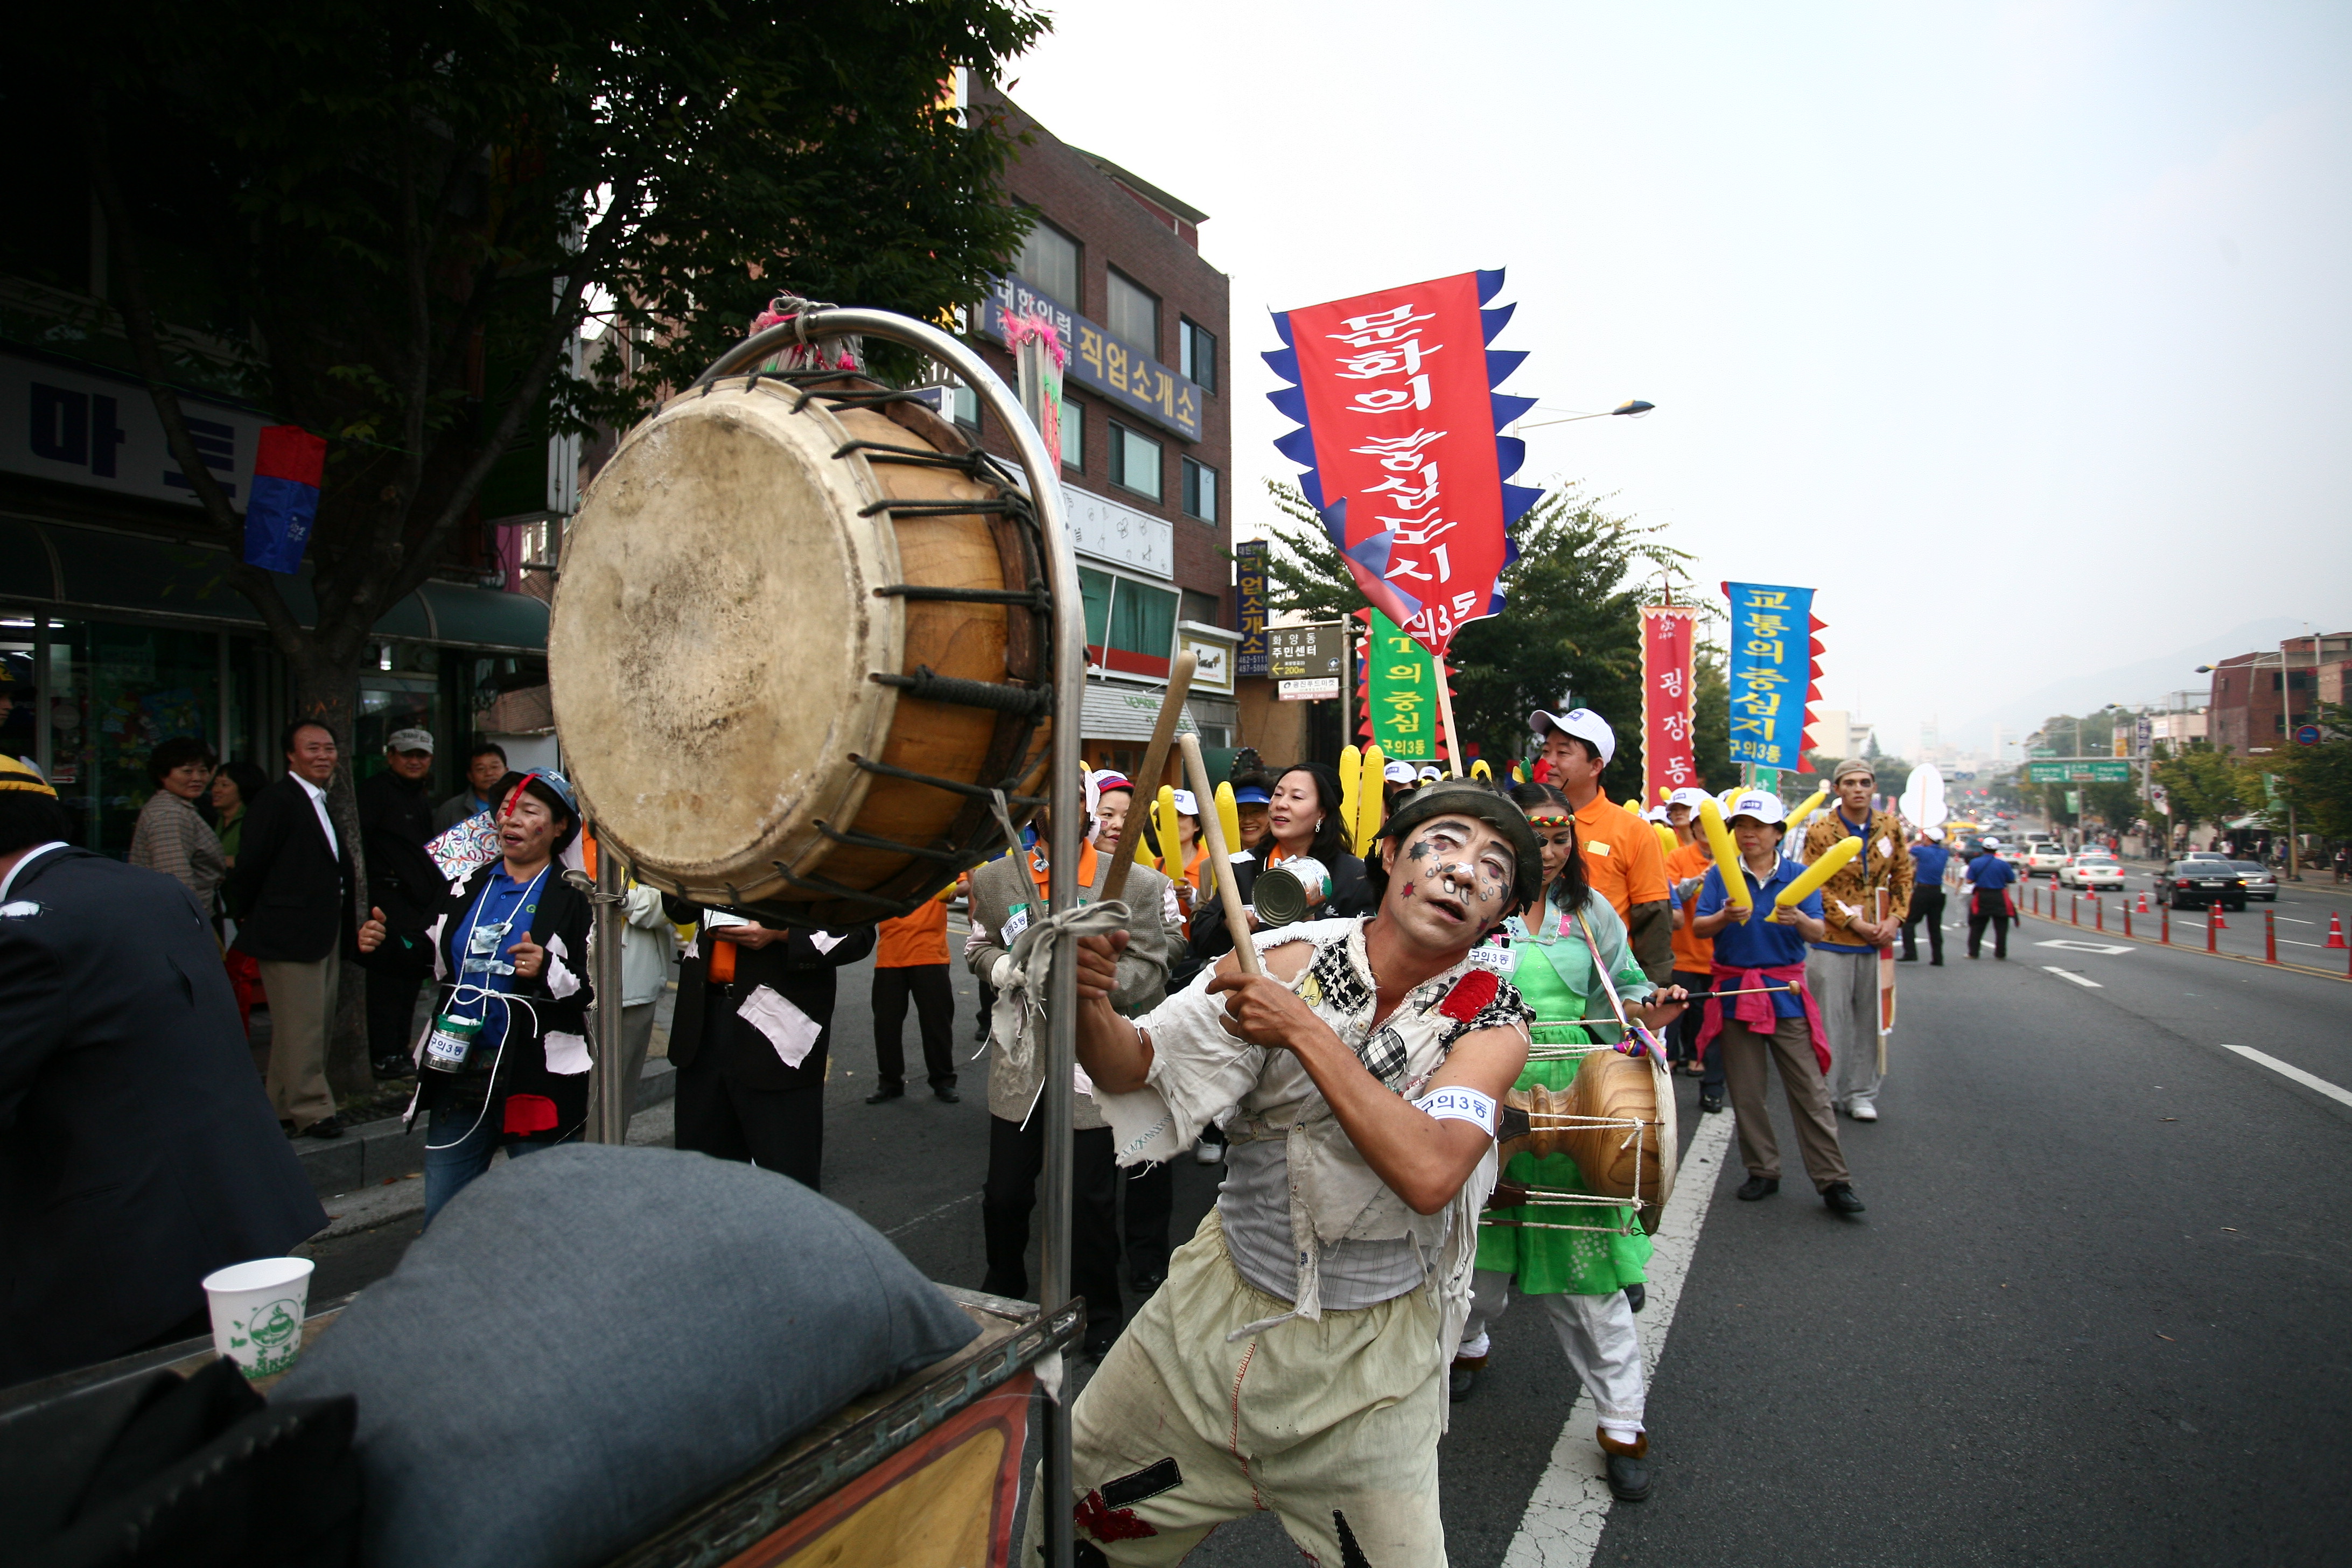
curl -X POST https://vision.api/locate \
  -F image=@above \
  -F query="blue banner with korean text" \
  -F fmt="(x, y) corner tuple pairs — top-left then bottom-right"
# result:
(977, 277), (1204, 442)
(1723, 580), (1819, 772)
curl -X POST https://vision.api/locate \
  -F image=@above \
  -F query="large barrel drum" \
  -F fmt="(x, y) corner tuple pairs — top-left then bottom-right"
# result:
(550, 374), (1053, 928)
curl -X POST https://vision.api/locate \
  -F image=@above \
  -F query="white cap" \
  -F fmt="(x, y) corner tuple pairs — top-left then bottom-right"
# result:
(1529, 707), (1615, 767)
(1982, 836), (2002, 848)
(1416, 765), (1443, 782)
(1644, 804), (1669, 822)
(1726, 790), (1787, 827)
(1170, 788), (1199, 816)
(1924, 825), (1945, 843)
(1667, 786), (1712, 810)
(1383, 761), (1416, 783)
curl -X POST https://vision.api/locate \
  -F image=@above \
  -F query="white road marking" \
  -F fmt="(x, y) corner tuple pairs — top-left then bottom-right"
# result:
(2036, 939), (2136, 955)
(2220, 1045), (2352, 1109)
(1501, 1105), (1737, 1568)
(2042, 966), (2103, 988)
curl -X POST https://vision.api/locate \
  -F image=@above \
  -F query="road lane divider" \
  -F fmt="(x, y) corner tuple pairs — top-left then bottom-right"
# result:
(2220, 1045), (2352, 1110)
(2042, 967), (2103, 989)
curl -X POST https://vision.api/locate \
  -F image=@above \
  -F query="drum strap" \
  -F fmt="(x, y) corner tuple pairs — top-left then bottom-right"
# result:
(1574, 907), (1656, 1060)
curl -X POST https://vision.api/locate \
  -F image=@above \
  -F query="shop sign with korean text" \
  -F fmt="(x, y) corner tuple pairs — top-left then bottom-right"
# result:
(1265, 271), (1539, 656)
(1235, 541), (1270, 677)
(978, 277), (1203, 442)
(1724, 580), (1821, 771)
(1640, 605), (1699, 806)
(1363, 610), (1441, 762)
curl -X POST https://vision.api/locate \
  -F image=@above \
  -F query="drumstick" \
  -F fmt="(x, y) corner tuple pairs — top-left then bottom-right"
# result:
(1096, 651), (1196, 905)
(1180, 732), (1262, 978)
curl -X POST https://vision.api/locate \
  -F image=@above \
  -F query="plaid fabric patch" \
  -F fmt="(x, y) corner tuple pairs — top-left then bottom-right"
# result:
(1298, 925), (1528, 1091)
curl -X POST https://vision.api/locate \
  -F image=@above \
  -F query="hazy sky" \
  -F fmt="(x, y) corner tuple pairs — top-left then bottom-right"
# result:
(1004, 1), (2352, 753)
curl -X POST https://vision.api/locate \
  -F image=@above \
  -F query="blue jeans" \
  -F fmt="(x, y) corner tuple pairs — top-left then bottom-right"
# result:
(422, 1102), (576, 1225)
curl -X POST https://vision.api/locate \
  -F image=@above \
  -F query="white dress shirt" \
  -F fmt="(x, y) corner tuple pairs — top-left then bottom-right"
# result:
(292, 772), (338, 858)
(1, 841), (68, 902)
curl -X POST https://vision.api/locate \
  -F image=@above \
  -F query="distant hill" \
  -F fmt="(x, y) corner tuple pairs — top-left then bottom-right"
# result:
(1954, 617), (2320, 747)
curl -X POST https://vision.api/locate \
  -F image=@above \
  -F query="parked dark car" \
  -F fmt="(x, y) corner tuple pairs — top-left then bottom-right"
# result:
(2158, 860), (2248, 911)
(2227, 860), (2279, 902)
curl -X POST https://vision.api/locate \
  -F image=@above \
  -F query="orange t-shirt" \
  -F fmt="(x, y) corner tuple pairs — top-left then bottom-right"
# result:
(1664, 838), (1714, 972)
(1573, 788), (1670, 920)
(876, 894), (951, 968)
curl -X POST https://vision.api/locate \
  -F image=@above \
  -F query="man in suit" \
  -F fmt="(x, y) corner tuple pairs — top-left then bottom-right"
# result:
(0, 756), (326, 1385)
(229, 719), (360, 1138)
(664, 901), (876, 1190)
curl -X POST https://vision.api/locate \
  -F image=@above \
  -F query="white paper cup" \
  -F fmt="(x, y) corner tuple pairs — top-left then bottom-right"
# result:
(202, 1257), (316, 1380)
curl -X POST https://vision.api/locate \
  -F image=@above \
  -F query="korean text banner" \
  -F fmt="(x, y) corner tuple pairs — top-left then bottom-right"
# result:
(1235, 540), (1270, 677)
(1265, 271), (1539, 656)
(1723, 581), (1821, 771)
(1361, 609), (1443, 764)
(1639, 606), (1699, 806)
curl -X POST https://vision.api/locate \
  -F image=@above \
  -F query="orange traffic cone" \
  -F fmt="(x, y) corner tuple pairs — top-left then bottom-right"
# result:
(2210, 904), (2228, 931)
(2137, 891), (2151, 914)
(2327, 912), (2348, 950)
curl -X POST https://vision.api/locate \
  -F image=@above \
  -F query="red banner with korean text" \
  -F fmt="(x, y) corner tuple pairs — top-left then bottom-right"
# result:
(1639, 605), (1699, 806)
(1266, 272), (1539, 657)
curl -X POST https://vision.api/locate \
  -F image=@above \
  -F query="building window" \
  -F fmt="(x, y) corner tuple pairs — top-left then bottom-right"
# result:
(953, 382), (979, 430)
(1180, 457), (1217, 523)
(1079, 565), (1179, 678)
(1107, 269), (1159, 353)
(1108, 422), (1162, 502)
(1018, 215), (1080, 305)
(1181, 589), (1222, 628)
(1180, 318), (1217, 392)
(1060, 399), (1083, 470)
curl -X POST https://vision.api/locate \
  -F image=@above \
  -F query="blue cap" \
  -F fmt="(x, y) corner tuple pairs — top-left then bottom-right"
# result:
(1232, 785), (1271, 804)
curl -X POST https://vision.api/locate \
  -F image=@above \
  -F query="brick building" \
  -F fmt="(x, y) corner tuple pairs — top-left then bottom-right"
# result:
(952, 85), (1239, 775)
(2205, 633), (2352, 755)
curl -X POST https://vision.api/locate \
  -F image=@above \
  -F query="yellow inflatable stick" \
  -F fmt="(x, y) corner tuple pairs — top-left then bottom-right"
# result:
(1215, 782), (1241, 878)
(1699, 797), (1754, 911)
(1356, 743), (1387, 855)
(1781, 788), (1826, 843)
(1470, 758), (1493, 783)
(1339, 746), (1362, 856)
(1154, 785), (1181, 878)
(1766, 834), (1861, 922)
(1653, 821), (1679, 864)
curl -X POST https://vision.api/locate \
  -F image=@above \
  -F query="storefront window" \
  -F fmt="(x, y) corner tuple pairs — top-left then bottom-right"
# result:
(39, 621), (227, 854)
(354, 669), (445, 782)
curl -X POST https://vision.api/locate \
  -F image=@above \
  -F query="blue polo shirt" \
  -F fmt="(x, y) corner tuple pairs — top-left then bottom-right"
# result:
(1966, 853), (2018, 892)
(1696, 858), (1824, 1017)
(1910, 843), (1950, 885)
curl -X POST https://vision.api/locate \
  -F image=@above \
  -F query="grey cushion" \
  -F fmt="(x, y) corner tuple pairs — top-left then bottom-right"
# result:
(276, 1145), (976, 1568)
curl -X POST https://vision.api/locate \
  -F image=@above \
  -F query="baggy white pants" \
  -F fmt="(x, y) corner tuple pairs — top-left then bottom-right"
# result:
(1807, 946), (1883, 1110)
(1458, 1268), (1646, 1430)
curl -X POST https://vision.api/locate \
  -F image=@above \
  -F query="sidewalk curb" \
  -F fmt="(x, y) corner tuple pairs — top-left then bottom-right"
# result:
(2016, 908), (2351, 983)
(293, 1060), (676, 1199)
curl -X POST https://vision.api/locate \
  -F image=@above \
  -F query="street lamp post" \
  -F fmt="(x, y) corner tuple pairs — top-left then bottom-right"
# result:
(1511, 399), (1656, 431)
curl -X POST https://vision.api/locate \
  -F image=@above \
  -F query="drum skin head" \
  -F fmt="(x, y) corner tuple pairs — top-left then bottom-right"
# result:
(551, 380), (901, 901)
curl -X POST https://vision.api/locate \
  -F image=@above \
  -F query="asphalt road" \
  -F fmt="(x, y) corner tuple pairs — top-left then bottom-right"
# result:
(2013, 855), (2351, 974)
(304, 913), (2352, 1565)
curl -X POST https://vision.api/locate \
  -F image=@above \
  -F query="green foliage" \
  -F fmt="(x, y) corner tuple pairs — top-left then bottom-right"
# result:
(2268, 700), (2352, 838)
(1257, 479), (1693, 802)
(2152, 744), (2257, 831)
(17, 0), (1047, 681)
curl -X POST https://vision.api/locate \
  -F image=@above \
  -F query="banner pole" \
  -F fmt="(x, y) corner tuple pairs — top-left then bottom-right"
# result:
(1434, 667), (1465, 779)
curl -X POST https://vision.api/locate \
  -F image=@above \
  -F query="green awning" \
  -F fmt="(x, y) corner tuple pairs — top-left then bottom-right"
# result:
(0, 517), (546, 653)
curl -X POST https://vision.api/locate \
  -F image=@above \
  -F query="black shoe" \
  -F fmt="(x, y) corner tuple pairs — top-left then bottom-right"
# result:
(1896, 953), (1917, 963)
(1699, 1090), (1725, 1114)
(864, 1084), (905, 1104)
(1129, 1269), (1166, 1294)
(933, 1086), (961, 1104)
(1082, 1328), (1120, 1362)
(1623, 1283), (1646, 1313)
(1930, 959), (1943, 967)
(1448, 1357), (1485, 1403)
(1598, 1430), (1651, 1501)
(372, 1054), (416, 1081)
(1736, 1175), (1779, 1201)
(299, 1114), (344, 1140)
(1822, 1182), (1867, 1215)
(1966, 952), (1980, 960)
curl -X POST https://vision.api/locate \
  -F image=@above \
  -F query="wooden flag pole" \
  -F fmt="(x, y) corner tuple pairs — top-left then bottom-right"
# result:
(1434, 663), (1466, 779)
(1096, 652), (1196, 905)
(1180, 732), (1262, 977)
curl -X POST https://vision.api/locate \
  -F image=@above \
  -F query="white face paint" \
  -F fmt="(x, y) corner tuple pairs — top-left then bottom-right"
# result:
(1394, 815), (1518, 933)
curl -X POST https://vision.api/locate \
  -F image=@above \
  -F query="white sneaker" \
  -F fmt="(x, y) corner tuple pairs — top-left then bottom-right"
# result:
(1849, 1101), (1879, 1122)
(1194, 1140), (1224, 1165)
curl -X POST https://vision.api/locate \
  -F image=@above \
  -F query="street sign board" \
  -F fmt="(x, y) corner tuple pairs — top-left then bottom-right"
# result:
(2030, 746), (2056, 757)
(1266, 621), (1346, 684)
(2026, 760), (2130, 782)
(1278, 677), (1340, 701)
(2295, 723), (2322, 746)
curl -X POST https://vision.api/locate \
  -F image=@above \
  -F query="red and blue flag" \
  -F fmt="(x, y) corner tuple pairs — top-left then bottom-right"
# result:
(242, 425), (327, 573)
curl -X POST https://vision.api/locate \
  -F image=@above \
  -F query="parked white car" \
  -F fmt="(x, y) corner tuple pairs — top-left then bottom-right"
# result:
(2025, 844), (2072, 878)
(2059, 853), (2126, 892)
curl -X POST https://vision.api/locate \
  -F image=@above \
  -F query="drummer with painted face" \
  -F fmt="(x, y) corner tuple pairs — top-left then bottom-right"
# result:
(1042, 781), (1541, 1565)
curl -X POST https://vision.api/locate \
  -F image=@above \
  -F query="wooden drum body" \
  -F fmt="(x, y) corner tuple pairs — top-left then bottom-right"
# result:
(1501, 1049), (1678, 1231)
(550, 375), (1052, 928)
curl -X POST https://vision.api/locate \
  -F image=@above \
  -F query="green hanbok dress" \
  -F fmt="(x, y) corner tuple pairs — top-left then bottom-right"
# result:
(1474, 895), (1656, 1296)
